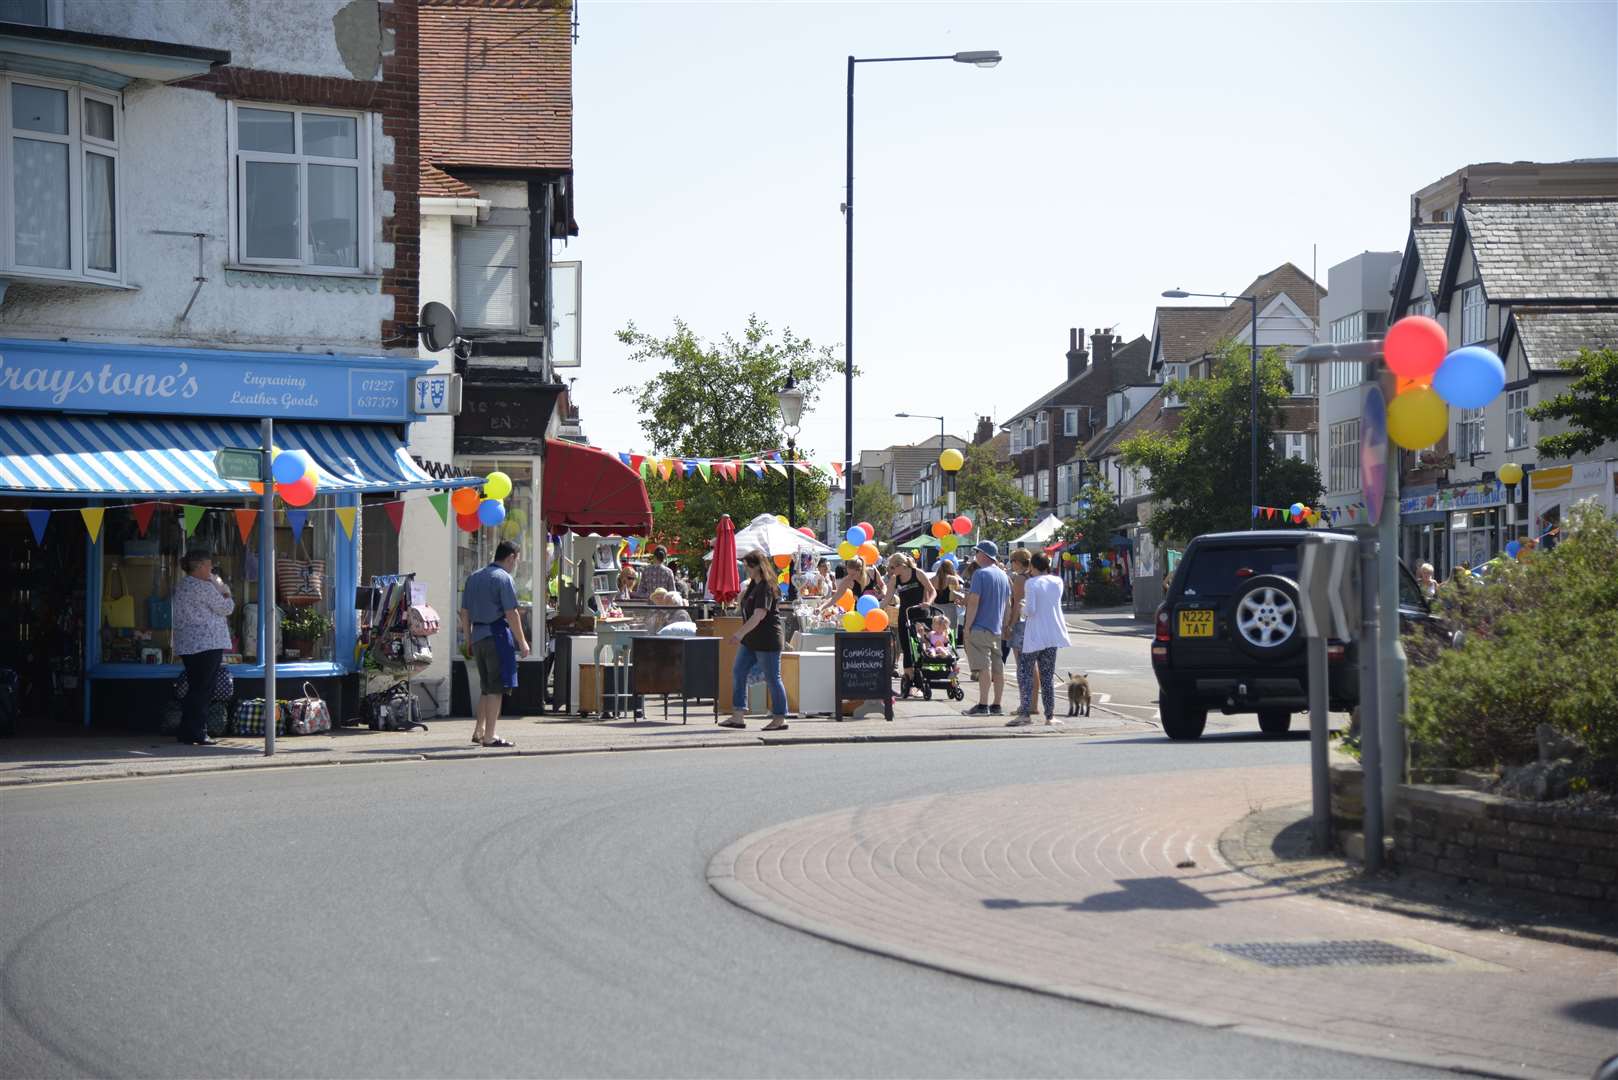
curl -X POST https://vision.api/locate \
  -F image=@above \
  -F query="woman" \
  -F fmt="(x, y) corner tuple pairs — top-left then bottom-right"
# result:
(884, 553), (937, 692)
(171, 545), (234, 746)
(932, 558), (964, 629)
(820, 559), (876, 618)
(1001, 546), (1033, 672)
(723, 552), (789, 731)
(1416, 562), (1438, 599)
(1011, 551), (1072, 726)
(616, 563), (639, 601)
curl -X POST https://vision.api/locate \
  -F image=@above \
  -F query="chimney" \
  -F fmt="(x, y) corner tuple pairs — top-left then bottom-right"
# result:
(973, 415), (995, 445)
(1065, 327), (1088, 380)
(1091, 328), (1116, 371)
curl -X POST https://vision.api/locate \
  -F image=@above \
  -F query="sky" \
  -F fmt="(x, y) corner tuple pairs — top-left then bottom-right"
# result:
(565, 0), (1618, 472)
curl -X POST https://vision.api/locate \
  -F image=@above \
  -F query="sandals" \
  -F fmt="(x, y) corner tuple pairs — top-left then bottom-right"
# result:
(762, 718), (789, 732)
(717, 717), (746, 729)
(482, 737), (515, 748)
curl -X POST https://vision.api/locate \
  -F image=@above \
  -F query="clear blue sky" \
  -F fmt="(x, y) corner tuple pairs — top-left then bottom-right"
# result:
(567, 0), (1617, 469)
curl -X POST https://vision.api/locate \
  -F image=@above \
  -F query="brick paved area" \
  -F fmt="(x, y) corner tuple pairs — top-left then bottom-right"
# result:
(709, 764), (1617, 1079)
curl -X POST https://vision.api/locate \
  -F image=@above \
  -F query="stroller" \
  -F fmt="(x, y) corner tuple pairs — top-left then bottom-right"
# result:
(898, 603), (964, 701)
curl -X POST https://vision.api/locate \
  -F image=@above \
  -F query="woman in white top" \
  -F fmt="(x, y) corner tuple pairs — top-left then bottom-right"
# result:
(1009, 550), (1072, 726)
(171, 545), (235, 745)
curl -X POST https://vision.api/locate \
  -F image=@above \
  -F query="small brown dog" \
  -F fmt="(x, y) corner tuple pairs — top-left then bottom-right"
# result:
(1066, 672), (1091, 717)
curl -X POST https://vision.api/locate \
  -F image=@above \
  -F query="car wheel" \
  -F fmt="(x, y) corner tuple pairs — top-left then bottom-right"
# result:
(1160, 690), (1207, 741)
(1257, 709), (1293, 735)
(1230, 574), (1304, 661)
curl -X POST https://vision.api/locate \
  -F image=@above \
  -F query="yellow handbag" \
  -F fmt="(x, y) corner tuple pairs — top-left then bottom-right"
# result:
(104, 562), (136, 629)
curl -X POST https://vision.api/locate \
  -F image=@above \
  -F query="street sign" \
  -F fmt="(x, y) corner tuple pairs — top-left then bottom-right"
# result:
(1361, 384), (1388, 526)
(1299, 538), (1359, 641)
(214, 447), (263, 482)
(411, 373), (463, 416)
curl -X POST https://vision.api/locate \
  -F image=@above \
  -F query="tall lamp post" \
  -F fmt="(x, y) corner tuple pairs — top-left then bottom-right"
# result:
(778, 374), (805, 528)
(1498, 461), (1523, 546)
(845, 49), (1001, 529)
(1162, 289), (1260, 512)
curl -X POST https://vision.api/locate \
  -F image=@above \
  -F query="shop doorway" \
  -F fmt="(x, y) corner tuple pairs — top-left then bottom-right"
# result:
(0, 506), (86, 732)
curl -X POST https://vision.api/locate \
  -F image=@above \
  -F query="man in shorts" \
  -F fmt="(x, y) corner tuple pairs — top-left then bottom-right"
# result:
(458, 539), (531, 747)
(961, 540), (1009, 716)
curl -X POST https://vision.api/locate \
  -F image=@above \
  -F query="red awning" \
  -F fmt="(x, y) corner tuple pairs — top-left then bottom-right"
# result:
(542, 439), (652, 536)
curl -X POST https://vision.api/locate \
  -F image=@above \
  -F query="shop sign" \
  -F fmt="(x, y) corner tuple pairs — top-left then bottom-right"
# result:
(459, 381), (562, 438)
(1529, 462), (1605, 492)
(411, 374), (462, 415)
(1401, 481), (1504, 515)
(0, 338), (431, 423)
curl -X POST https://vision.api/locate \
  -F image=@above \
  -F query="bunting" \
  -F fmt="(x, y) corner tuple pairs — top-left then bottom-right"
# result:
(697, 461), (712, 483)
(79, 507), (105, 543)
(233, 508), (257, 543)
(428, 491), (450, 525)
(287, 509), (309, 544)
(383, 500), (405, 533)
(24, 509), (48, 545)
(131, 502), (157, 537)
(180, 504), (206, 536)
(335, 506), (357, 538)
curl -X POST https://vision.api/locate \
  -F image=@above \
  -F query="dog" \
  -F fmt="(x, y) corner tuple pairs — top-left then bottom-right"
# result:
(1065, 672), (1091, 717)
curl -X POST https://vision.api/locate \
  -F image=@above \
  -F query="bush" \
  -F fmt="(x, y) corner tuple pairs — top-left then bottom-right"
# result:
(1406, 502), (1618, 775)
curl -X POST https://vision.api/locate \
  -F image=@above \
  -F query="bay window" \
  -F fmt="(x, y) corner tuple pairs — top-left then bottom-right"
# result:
(232, 102), (368, 272)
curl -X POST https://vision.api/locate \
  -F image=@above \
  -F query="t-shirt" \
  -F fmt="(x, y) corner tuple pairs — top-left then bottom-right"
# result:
(741, 579), (782, 652)
(462, 562), (518, 643)
(967, 564), (1010, 635)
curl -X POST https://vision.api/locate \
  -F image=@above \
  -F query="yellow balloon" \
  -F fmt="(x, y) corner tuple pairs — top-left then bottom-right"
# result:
(842, 611), (866, 632)
(837, 540), (856, 560)
(1387, 386), (1449, 450)
(939, 447), (964, 473)
(939, 535), (958, 554)
(483, 470), (513, 500)
(775, 514), (789, 526)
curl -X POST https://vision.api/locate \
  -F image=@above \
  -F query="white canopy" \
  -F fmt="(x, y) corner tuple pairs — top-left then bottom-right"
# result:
(1010, 513), (1066, 547)
(724, 513), (836, 559)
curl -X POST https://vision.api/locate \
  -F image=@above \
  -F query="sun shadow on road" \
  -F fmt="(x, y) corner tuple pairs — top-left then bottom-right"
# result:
(1557, 996), (1618, 1031)
(983, 876), (1218, 913)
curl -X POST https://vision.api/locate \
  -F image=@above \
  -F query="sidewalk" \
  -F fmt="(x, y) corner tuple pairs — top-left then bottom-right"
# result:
(709, 764), (1617, 1079)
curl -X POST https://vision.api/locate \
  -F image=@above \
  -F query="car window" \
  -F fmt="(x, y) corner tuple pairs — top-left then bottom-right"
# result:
(1180, 545), (1299, 598)
(1398, 564), (1426, 610)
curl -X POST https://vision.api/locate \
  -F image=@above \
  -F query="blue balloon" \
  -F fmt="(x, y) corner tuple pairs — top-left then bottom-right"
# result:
(1288, 501), (1305, 518)
(940, 556), (957, 567)
(1505, 540), (1522, 559)
(856, 594), (879, 616)
(1433, 346), (1505, 410)
(780, 582), (790, 596)
(477, 498), (506, 526)
(845, 525), (865, 546)
(272, 449), (308, 485)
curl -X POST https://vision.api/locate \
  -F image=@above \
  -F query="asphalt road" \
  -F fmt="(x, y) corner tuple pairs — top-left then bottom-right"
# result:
(0, 735), (1452, 1079)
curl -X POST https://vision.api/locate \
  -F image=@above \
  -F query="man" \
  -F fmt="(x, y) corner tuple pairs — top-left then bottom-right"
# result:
(635, 545), (676, 600)
(961, 540), (1009, 716)
(458, 539), (531, 748)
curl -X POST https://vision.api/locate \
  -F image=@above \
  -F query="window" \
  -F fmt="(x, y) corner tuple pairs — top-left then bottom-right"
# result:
(1461, 284), (1486, 345)
(1410, 297), (1434, 319)
(1281, 432), (1314, 465)
(456, 222), (523, 331)
(1330, 311), (1364, 344)
(1506, 388), (1528, 450)
(1456, 407), (1485, 458)
(1063, 407), (1079, 436)
(1329, 419), (1360, 495)
(232, 103), (367, 272)
(1288, 359), (1317, 397)
(1009, 425), (1022, 454)
(0, 0), (59, 27)
(1038, 471), (1050, 502)
(1, 77), (121, 281)
(1034, 412), (1049, 445)
(1327, 312), (1368, 392)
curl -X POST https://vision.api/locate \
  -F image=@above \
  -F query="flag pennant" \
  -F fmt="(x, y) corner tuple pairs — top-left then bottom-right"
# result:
(794, 462), (813, 475)
(1251, 505), (1260, 519)
(658, 459), (675, 482)
(830, 461), (845, 478)
(335, 506), (357, 538)
(24, 508), (49, 545)
(683, 460), (698, 477)
(618, 452), (632, 468)
(747, 461), (765, 478)
(676, 499), (686, 512)
(80, 507), (105, 543)
(131, 501), (158, 536)
(629, 454), (645, 474)
(770, 451), (783, 463)
(639, 461), (651, 480)
(697, 461), (712, 483)
(288, 509), (309, 544)
(768, 462), (787, 477)
(383, 500), (405, 533)
(428, 491), (450, 524)
(233, 509), (257, 544)
(181, 504), (206, 536)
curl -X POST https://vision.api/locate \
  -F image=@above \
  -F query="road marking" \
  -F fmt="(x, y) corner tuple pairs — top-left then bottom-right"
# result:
(1101, 701), (1159, 712)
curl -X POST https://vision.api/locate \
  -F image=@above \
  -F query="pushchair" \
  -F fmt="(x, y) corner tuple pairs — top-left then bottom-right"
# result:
(898, 603), (964, 701)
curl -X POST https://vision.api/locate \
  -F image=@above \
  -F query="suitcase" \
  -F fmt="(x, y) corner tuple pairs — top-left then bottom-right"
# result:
(232, 698), (287, 737)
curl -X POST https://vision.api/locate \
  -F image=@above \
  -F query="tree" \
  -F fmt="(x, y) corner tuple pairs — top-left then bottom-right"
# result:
(1527, 347), (1618, 460)
(616, 315), (843, 560)
(956, 442), (1037, 548)
(1119, 341), (1322, 544)
(1059, 479), (1127, 559)
(851, 483), (898, 542)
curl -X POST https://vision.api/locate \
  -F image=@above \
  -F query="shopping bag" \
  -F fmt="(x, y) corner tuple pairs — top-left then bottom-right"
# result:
(277, 560), (326, 608)
(231, 698), (287, 736)
(104, 563), (136, 629)
(285, 681), (332, 735)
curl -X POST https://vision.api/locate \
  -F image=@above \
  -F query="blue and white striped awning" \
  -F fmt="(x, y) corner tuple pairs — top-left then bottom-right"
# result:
(0, 413), (475, 497)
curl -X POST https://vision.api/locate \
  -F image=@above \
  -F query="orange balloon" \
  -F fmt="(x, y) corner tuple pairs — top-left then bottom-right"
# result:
(773, 553), (792, 569)
(1395, 375), (1430, 395)
(836, 590), (855, 612)
(452, 487), (480, 515)
(858, 542), (879, 565)
(930, 520), (951, 539)
(864, 608), (889, 632)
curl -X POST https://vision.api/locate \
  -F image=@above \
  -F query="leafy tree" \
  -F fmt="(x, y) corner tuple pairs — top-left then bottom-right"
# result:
(851, 482), (898, 542)
(1058, 478), (1127, 558)
(1119, 341), (1322, 544)
(956, 442), (1037, 548)
(617, 315), (842, 560)
(1527, 347), (1618, 460)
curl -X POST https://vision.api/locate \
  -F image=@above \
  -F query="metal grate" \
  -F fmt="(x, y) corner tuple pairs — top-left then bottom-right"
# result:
(1211, 940), (1449, 969)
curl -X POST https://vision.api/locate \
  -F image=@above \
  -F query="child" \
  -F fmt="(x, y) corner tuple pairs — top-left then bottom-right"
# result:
(925, 613), (953, 658)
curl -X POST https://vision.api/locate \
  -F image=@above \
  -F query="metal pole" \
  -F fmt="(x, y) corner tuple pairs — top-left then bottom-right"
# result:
(260, 417), (276, 757)
(1378, 422), (1406, 821)
(1307, 613), (1331, 854)
(787, 436), (796, 527)
(1358, 531), (1382, 871)
(1249, 295), (1259, 513)
(843, 55), (856, 533)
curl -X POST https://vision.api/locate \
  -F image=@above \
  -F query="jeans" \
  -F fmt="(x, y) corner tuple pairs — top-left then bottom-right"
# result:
(1016, 646), (1058, 717)
(731, 645), (788, 716)
(179, 648), (222, 740)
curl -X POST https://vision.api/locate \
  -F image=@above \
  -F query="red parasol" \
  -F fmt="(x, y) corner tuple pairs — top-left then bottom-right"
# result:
(707, 513), (740, 604)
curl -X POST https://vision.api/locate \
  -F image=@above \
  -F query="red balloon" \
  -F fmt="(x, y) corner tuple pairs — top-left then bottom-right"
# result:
(952, 515), (973, 536)
(1384, 316), (1448, 380)
(857, 521), (874, 541)
(456, 511), (481, 532)
(797, 525), (815, 538)
(278, 475), (316, 507)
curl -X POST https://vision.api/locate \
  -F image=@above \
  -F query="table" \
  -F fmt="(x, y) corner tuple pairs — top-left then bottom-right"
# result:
(630, 635), (720, 723)
(590, 618), (640, 719)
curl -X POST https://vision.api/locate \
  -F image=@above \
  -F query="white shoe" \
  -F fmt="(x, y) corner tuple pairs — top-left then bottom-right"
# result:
(1045, 717), (1064, 726)
(1006, 715), (1032, 727)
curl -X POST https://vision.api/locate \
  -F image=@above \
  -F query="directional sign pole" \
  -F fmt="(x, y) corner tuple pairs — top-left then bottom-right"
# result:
(260, 418), (276, 758)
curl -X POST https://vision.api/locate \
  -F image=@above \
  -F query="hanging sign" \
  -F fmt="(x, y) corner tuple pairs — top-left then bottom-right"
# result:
(214, 448), (264, 482)
(1360, 384), (1388, 527)
(411, 374), (462, 415)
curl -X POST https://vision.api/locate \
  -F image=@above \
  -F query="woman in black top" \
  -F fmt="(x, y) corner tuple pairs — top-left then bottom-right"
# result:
(722, 551), (788, 730)
(884, 553), (937, 690)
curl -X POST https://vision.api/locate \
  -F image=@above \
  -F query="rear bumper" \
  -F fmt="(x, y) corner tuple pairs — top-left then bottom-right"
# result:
(1153, 655), (1359, 712)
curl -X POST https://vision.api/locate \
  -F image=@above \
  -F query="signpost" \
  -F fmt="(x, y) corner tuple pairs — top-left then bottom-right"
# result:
(258, 420), (276, 757)
(213, 447), (262, 482)
(1299, 537), (1359, 854)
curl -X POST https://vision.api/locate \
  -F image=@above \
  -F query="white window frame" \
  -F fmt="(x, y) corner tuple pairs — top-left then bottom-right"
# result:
(1329, 419), (1359, 495)
(1456, 407), (1485, 458)
(228, 101), (372, 275)
(455, 209), (531, 333)
(1506, 388), (1528, 450)
(1009, 426), (1022, 454)
(1038, 470), (1050, 502)
(1411, 297), (1435, 319)
(1034, 412), (1049, 445)
(1063, 407), (1078, 436)
(1, 75), (124, 283)
(1461, 284), (1486, 345)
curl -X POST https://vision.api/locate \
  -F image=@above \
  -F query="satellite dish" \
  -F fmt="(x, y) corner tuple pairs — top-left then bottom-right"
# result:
(418, 302), (460, 353)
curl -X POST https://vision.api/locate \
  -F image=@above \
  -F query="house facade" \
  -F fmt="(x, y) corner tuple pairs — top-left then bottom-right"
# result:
(1317, 251), (1401, 520)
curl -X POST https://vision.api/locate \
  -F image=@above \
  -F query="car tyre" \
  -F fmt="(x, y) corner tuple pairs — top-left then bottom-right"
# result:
(1160, 690), (1207, 741)
(1230, 574), (1304, 661)
(1257, 709), (1293, 736)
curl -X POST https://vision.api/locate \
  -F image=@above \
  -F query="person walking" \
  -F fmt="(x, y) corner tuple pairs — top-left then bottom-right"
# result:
(884, 553), (937, 694)
(932, 557), (964, 631)
(1010, 551), (1072, 726)
(961, 541), (1009, 716)
(458, 539), (531, 748)
(171, 546), (234, 746)
(635, 545), (676, 600)
(722, 552), (788, 731)
(1002, 545), (1033, 669)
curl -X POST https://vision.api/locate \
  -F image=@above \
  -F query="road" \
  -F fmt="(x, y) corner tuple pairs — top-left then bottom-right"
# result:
(1, 736), (1449, 1078)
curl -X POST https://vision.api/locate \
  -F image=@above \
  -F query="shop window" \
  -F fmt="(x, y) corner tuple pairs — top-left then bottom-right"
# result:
(453, 460), (535, 652)
(231, 102), (368, 272)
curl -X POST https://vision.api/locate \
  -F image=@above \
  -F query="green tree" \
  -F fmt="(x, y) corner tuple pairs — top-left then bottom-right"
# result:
(851, 482), (899, 542)
(1058, 478), (1128, 558)
(1527, 347), (1618, 460)
(617, 315), (842, 560)
(1119, 341), (1321, 544)
(956, 442), (1037, 548)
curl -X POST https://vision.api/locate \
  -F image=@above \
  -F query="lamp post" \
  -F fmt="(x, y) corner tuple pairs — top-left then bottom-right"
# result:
(778, 374), (805, 528)
(895, 410), (945, 515)
(1162, 289), (1260, 512)
(939, 445), (964, 516)
(845, 49), (1001, 530)
(1499, 461), (1523, 547)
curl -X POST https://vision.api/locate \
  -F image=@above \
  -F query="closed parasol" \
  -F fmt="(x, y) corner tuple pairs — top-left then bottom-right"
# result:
(707, 513), (740, 604)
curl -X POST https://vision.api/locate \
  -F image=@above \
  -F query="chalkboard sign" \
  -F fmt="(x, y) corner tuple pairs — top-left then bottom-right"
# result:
(834, 632), (894, 721)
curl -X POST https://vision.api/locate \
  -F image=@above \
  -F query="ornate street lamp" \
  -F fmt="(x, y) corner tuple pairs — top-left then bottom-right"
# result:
(778, 375), (805, 528)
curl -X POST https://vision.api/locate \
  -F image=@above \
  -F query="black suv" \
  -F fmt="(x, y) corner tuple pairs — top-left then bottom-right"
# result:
(1151, 530), (1441, 740)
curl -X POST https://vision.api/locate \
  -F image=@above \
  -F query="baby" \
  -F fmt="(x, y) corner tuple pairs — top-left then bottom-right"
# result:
(925, 614), (952, 658)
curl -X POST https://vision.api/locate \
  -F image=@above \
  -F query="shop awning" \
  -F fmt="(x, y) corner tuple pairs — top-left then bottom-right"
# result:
(0, 413), (477, 497)
(542, 438), (652, 535)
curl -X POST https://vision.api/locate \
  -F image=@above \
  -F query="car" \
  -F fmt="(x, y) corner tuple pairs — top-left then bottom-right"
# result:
(1150, 529), (1448, 740)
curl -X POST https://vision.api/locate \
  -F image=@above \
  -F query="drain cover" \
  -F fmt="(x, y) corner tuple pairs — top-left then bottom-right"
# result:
(1211, 939), (1450, 969)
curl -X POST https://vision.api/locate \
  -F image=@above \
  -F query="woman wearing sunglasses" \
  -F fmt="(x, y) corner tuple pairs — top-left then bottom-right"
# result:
(723, 551), (790, 730)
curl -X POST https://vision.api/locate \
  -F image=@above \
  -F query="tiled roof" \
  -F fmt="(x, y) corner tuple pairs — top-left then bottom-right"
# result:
(420, 2), (572, 174)
(421, 162), (480, 199)
(1460, 198), (1618, 301)
(1153, 307), (1224, 365)
(1505, 306), (1618, 372)
(1201, 262), (1326, 347)
(1087, 386), (1179, 460)
(1411, 223), (1451, 298)
(1107, 335), (1152, 387)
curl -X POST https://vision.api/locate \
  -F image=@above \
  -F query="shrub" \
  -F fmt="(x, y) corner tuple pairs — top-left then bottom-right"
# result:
(1406, 502), (1618, 774)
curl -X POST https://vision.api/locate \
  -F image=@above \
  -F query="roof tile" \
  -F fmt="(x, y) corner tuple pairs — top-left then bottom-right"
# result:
(1508, 305), (1618, 372)
(1463, 198), (1618, 301)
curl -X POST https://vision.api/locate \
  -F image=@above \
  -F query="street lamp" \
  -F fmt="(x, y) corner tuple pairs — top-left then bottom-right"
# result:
(895, 410), (946, 514)
(778, 374), (805, 528)
(1162, 288), (1260, 513)
(844, 49), (1001, 530)
(939, 445), (964, 516)
(1499, 461), (1523, 546)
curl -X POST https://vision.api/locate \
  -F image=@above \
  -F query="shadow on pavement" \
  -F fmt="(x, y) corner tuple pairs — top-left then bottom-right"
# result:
(984, 876), (1218, 913)
(1560, 997), (1618, 1030)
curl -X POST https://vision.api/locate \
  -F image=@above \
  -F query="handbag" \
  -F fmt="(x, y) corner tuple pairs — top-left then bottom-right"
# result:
(147, 557), (172, 630)
(276, 531), (325, 608)
(174, 664), (235, 703)
(231, 698), (287, 737)
(285, 681), (332, 735)
(104, 562), (136, 629)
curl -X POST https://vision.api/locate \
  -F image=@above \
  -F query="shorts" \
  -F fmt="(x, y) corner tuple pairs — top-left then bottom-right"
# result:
(965, 627), (1003, 680)
(473, 636), (509, 694)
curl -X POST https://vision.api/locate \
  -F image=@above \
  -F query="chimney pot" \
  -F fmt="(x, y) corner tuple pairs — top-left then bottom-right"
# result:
(1065, 327), (1088, 381)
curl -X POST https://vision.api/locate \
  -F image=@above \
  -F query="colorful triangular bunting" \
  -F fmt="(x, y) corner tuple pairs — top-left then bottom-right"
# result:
(24, 509), (48, 546)
(287, 509), (309, 544)
(698, 461), (712, 483)
(181, 504), (206, 536)
(428, 491), (450, 525)
(335, 506), (356, 538)
(80, 507), (105, 543)
(131, 502), (158, 537)
(233, 509), (257, 544)
(383, 500), (405, 533)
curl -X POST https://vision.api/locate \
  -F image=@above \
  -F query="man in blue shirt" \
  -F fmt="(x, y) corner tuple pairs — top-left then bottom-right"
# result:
(961, 540), (1009, 716)
(458, 540), (531, 747)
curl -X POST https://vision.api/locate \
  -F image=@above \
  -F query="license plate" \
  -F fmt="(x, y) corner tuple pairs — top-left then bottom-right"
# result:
(1178, 610), (1214, 638)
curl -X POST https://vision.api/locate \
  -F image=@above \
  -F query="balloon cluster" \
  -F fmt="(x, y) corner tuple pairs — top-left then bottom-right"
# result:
(837, 522), (880, 565)
(255, 448), (322, 507)
(453, 470), (513, 532)
(835, 591), (890, 633)
(1383, 316), (1507, 450)
(926, 515), (974, 555)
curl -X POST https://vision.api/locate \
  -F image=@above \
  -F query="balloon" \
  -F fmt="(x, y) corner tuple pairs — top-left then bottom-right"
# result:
(939, 447), (964, 473)
(836, 590), (855, 612)
(857, 522), (874, 541)
(477, 498), (506, 526)
(940, 535), (958, 554)
(856, 595), (879, 616)
(272, 449), (309, 485)
(483, 470), (513, 500)
(1432, 346), (1505, 409)
(837, 540), (857, 560)
(303, 466), (319, 489)
(1506, 540), (1522, 559)
(456, 511), (481, 532)
(864, 609), (889, 633)
(499, 519), (522, 539)
(930, 520), (951, 539)
(797, 526), (815, 538)
(858, 542), (879, 565)
(1289, 502), (1305, 519)
(845, 526), (865, 546)
(452, 487), (481, 515)
(952, 516), (973, 536)
(1383, 315), (1448, 379)
(780, 582), (790, 596)
(1387, 386), (1449, 450)
(278, 475), (316, 507)
(775, 515), (789, 526)
(773, 553), (792, 569)
(842, 611), (866, 632)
